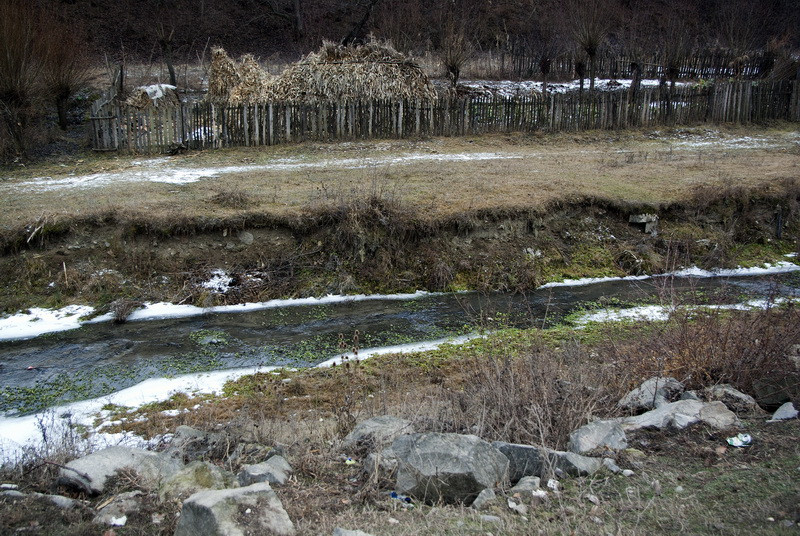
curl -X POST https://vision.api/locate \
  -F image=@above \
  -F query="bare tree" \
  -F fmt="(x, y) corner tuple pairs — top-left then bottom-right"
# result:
(41, 19), (91, 130)
(0, 1), (44, 158)
(570, 0), (613, 92)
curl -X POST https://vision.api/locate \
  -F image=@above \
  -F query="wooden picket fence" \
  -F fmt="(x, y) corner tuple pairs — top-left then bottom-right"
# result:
(90, 81), (800, 154)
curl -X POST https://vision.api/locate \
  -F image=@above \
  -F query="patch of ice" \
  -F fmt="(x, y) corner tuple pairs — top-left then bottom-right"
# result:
(137, 84), (176, 101)
(201, 269), (233, 293)
(0, 305), (95, 342)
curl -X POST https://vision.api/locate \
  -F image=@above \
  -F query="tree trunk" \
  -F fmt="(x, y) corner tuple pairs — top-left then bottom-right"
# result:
(56, 94), (69, 130)
(589, 54), (596, 92)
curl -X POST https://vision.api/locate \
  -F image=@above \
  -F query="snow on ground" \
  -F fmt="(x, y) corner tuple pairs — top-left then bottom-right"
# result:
(461, 78), (686, 97)
(0, 334), (482, 462)
(4, 152), (523, 192)
(0, 305), (95, 342)
(201, 269), (233, 293)
(574, 297), (797, 326)
(0, 291), (436, 341)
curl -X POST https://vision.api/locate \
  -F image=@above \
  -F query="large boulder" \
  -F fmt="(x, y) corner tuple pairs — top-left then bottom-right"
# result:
(391, 433), (508, 505)
(619, 377), (684, 412)
(341, 416), (414, 453)
(58, 446), (184, 495)
(621, 400), (739, 431)
(174, 483), (295, 536)
(568, 419), (628, 454)
(159, 461), (238, 502)
(704, 384), (762, 415)
(491, 442), (602, 483)
(165, 425), (228, 462)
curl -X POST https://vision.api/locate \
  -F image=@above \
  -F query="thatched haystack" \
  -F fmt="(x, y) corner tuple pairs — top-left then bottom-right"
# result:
(208, 47), (241, 103)
(269, 39), (437, 103)
(229, 54), (274, 105)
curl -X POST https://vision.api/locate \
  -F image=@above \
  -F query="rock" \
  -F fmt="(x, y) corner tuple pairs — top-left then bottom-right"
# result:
(165, 425), (227, 462)
(510, 476), (541, 493)
(769, 402), (798, 421)
(37, 493), (82, 509)
(93, 491), (143, 526)
(238, 231), (254, 245)
(58, 446), (184, 495)
(680, 390), (700, 401)
(391, 433), (509, 505)
(238, 456), (292, 486)
(480, 515), (503, 525)
(507, 498), (528, 515)
(621, 400), (739, 432)
(470, 488), (497, 510)
(622, 469), (635, 477)
(619, 377), (684, 412)
(174, 483), (295, 536)
(492, 442), (602, 482)
(341, 416), (414, 453)
(160, 461), (237, 501)
(568, 419), (627, 454)
(228, 442), (280, 466)
(363, 447), (398, 477)
(333, 530), (374, 536)
(704, 384), (762, 415)
(0, 490), (25, 498)
(629, 214), (658, 235)
(602, 458), (622, 474)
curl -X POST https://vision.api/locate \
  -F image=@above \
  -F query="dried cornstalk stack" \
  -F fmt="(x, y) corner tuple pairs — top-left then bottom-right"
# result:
(267, 39), (437, 103)
(208, 47), (241, 103)
(229, 54), (274, 105)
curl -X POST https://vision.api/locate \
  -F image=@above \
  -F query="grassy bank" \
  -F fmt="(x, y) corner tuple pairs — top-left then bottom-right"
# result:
(2, 127), (799, 314)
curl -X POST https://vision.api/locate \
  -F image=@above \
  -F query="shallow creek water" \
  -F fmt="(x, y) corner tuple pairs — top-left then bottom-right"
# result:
(1, 272), (798, 415)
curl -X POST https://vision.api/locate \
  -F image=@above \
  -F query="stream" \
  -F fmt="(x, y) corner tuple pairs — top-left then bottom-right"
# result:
(1, 271), (799, 416)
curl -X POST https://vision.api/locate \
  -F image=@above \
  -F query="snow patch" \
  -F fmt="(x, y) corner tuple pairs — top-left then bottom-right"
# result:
(201, 269), (233, 293)
(0, 305), (95, 342)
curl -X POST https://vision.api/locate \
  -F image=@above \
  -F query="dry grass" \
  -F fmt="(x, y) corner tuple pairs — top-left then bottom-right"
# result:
(1, 126), (798, 229)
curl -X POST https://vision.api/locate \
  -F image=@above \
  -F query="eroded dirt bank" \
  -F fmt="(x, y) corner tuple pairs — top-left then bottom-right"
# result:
(1, 181), (798, 315)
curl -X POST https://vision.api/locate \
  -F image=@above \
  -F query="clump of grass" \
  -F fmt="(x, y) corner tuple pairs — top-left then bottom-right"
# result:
(210, 188), (258, 209)
(111, 298), (143, 323)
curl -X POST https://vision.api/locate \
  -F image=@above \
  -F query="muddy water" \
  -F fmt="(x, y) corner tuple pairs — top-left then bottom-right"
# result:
(1, 273), (797, 414)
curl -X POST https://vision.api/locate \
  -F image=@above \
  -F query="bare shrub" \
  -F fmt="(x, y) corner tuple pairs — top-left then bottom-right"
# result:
(436, 336), (625, 450)
(40, 19), (91, 131)
(608, 300), (800, 395)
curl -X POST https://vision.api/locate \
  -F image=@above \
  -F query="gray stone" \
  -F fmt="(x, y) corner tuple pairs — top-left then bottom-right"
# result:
(769, 402), (798, 421)
(238, 231), (254, 245)
(619, 377), (684, 412)
(629, 214), (658, 235)
(37, 493), (82, 509)
(333, 529), (375, 536)
(165, 425), (227, 462)
(228, 442), (279, 466)
(160, 461), (237, 502)
(680, 390), (700, 401)
(174, 483), (295, 536)
(568, 419), (627, 454)
(342, 416), (414, 453)
(238, 460), (289, 487)
(492, 442), (602, 482)
(470, 488), (497, 510)
(621, 400), (739, 432)
(480, 515), (503, 524)
(363, 447), (398, 477)
(392, 433), (509, 505)
(1, 490), (25, 498)
(265, 455), (292, 474)
(58, 446), (184, 495)
(93, 491), (142, 526)
(704, 384), (761, 415)
(602, 458), (622, 474)
(510, 476), (541, 493)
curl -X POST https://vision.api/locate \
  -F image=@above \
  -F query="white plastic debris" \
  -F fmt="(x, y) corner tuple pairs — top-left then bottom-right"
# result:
(726, 433), (752, 447)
